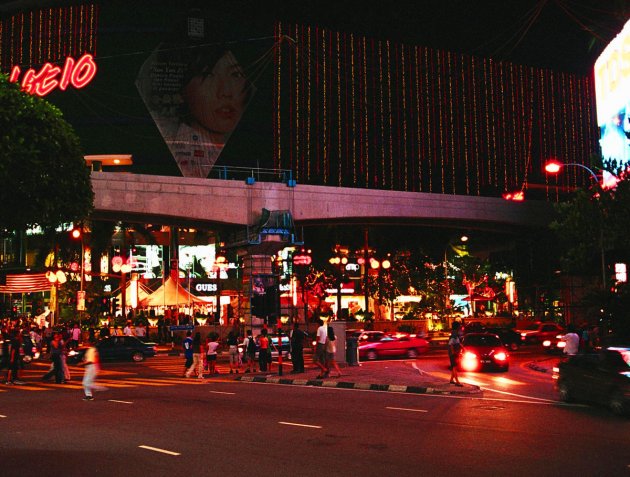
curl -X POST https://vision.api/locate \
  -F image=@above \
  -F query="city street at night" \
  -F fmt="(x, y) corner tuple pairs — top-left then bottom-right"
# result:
(1, 349), (628, 476)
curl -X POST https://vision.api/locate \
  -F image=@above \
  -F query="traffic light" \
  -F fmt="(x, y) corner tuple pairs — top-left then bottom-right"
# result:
(100, 297), (110, 312)
(111, 297), (120, 316)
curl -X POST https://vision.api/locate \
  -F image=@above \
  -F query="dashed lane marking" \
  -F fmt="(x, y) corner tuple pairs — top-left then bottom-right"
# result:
(0, 414), (6, 418)
(209, 391), (235, 395)
(108, 400), (134, 404)
(279, 421), (322, 429)
(138, 445), (180, 456)
(386, 406), (429, 413)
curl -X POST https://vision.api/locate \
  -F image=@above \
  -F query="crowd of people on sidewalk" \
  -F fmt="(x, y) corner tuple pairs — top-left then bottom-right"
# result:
(179, 322), (323, 378)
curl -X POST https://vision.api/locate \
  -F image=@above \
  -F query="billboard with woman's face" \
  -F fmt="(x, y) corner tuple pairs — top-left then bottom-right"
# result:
(135, 15), (256, 178)
(594, 20), (630, 168)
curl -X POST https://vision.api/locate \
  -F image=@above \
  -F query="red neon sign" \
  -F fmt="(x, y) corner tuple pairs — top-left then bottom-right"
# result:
(9, 53), (97, 97)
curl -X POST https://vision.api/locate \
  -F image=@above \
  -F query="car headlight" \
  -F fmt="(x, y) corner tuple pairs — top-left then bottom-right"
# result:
(68, 350), (78, 357)
(542, 340), (551, 347)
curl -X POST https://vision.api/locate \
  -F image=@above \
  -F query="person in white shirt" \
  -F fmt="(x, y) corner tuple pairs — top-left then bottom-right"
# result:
(135, 323), (147, 341)
(563, 325), (580, 356)
(123, 322), (134, 336)
(71, 323), (81, 348)
(314, 319), (329, 378)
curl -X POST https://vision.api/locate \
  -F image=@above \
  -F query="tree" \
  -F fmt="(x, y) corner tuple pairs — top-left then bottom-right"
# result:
(0, 75), (93, 231)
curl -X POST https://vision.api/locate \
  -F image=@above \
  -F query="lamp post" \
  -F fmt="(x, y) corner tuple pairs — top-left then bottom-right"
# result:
(46, 270), (67, 326)
(545, 160), (606, 285)
(328, 254), (347, 319)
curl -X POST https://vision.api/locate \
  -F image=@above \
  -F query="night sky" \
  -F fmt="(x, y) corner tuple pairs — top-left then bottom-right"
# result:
(249, 0), (628, 74)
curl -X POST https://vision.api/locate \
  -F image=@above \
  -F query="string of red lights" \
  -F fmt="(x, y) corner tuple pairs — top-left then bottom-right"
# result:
(274, 22), (599, 199)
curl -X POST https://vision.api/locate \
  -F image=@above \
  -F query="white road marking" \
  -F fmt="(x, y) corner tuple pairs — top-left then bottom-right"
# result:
(279, 421), (322, 429)
(138, 445), (180, 456)
(386, 406), (429, 413)
(0, 414), (6, 418)
(209, 391), (235, 395)
(478, 386), (557, 402)
(108, 399), (134, 404)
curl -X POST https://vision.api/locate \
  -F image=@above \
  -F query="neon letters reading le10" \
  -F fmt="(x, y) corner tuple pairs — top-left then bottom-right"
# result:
(9, 53), (97, 97)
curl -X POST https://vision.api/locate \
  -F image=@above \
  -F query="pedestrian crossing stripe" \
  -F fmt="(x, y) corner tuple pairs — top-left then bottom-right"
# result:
(0, 383), (48, 391)
(36, 382), (84, 390)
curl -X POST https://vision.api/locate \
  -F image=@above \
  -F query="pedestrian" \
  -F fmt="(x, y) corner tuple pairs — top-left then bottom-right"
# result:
(448, 322), (463, 386)
(185, 332), (204, 379)
(182, 330), (193, 377)
(206, 333), (220, 374)
(78, 340), (99, 401)
(42, 332), (64, 384)
(135, 322), (147, 341)
(289, 323), (306, 374)
(314, 319), (329, 378)
(70, 322), (81, 348)
(242, 329), (257, 373)
(326, 326), (342, 378)
(100, 322), (110, 339)
(563, 324), (580, 357)
(258, 328), (270, 372)
(123, 321), (134, 336)
(5, 330), (25, 385)
(226, 330), (240, 374)
(113, 325), (123, 336)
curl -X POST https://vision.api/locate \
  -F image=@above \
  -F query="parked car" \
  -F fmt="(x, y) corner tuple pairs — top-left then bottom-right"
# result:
(238, 336), (290, 359)
(67, 336), (156, 364)
(359, 335), (430, 360)
(516, 322), (564, 345)
(553, 347), (630, 416)
(458, 332), (510, 372)
(485, 327), (521, 351)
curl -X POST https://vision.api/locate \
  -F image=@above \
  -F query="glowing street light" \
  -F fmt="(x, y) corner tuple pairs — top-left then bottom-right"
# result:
(545, 160), (606, 285)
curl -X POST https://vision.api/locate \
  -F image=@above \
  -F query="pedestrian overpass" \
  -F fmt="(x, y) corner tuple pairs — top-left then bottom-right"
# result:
(90, 171), (554, 233)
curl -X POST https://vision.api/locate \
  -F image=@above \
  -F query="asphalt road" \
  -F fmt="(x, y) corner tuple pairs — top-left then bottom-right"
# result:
(1, 351), (628, 477)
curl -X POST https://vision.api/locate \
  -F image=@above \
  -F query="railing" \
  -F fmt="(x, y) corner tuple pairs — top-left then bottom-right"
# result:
(209, 166), (296, 186)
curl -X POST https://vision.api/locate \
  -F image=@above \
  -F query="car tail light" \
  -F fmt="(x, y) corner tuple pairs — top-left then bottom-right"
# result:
(494, 351), (507, 361)
(542, 340), (551, 347)
(557, 341), (566, 348)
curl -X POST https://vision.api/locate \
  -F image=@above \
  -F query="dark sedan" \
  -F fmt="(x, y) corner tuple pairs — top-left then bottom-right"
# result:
(553, 347), (630, 416)
(68, 336), (157, 364)
(458, 333), (510, 372)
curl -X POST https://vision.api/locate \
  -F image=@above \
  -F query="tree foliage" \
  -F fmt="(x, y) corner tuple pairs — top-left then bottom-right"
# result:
(0, 75), (93, 231)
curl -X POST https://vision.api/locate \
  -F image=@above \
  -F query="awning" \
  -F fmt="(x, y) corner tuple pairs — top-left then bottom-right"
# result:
(0, 273), (52, 293)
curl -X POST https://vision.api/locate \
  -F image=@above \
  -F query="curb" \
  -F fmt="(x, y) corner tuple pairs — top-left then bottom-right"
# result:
(235, 375), (481, 396)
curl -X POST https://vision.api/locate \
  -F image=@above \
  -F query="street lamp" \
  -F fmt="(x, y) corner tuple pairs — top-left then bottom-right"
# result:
(545, 160), (606, 285)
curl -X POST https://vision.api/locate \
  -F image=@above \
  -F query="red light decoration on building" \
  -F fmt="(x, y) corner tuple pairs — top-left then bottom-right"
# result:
(274, 22), (598, 200)
(1, 4), (99, 86)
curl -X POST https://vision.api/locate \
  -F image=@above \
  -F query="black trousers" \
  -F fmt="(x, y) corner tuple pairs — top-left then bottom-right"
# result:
(291, 348), (304, 373)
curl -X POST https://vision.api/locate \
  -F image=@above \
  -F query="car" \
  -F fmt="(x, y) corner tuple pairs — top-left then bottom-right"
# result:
(463, 321), (486, 334)
(485, 327), (521, 351)
(516, 322), (564, 345)
(542, 333), (567, 353)
(67, 336), (157, 364)
(358, 334), (430, 360)
(553, 346), (630, 416)
(458, 332), (510, 372)
(238, 336), (290, 360)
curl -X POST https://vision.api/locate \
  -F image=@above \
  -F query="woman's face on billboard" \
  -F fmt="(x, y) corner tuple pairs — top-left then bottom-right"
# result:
(182, 50), (248, 136)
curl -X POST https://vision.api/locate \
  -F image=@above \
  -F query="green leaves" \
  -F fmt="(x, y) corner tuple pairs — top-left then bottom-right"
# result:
(0, 75), (93, 231)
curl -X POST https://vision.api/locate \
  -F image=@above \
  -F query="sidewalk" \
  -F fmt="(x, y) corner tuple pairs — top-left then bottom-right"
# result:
(157, 345), (479, 395)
